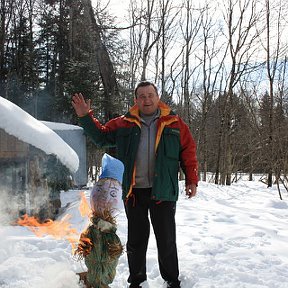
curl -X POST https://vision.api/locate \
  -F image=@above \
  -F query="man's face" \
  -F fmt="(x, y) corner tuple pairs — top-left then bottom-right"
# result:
(135, 85), (160, 115)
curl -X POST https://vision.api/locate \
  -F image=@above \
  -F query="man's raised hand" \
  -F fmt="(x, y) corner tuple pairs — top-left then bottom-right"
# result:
(72, 93), (91, 117)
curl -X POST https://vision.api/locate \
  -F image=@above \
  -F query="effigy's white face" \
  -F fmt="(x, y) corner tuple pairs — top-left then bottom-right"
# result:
(90, 178), (123, 215)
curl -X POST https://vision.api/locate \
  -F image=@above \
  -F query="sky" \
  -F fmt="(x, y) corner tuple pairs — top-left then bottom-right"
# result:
(1, 178), (288, 288)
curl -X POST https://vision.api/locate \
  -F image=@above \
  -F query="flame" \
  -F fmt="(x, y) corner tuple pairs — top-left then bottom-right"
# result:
(79, 191), (91, 217)
(17, 191), (92, 253)
(74, 234), (93, 259)
(17, 214), (79, 248)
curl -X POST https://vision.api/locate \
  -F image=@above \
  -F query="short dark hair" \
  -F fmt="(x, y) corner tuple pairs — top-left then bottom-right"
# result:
(134, 81), (158, 98)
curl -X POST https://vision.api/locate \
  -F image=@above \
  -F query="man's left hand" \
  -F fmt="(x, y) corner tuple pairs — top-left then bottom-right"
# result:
(185, 184), (197, 198)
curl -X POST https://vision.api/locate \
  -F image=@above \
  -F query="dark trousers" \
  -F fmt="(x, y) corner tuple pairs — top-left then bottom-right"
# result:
(125, 188), (179, 284)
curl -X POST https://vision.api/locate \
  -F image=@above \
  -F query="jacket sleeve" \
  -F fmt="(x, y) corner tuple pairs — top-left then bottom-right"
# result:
(178, 117), (198, 186)
(78, 110), (118, 148)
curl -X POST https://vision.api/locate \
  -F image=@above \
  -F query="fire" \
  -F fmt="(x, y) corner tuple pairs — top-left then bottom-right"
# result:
(17, 214), (79, 249)
(17, 191), (91, 251)
(79, 191), (91, 217)
(74, 234), (93, 259)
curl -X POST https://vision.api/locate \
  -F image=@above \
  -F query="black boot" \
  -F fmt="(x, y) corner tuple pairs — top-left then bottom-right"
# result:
(129, 283), (142, 288)
(166, 280), (181, 288)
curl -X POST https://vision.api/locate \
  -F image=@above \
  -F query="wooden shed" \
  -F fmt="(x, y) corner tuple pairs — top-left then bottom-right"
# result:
(0, 96), (80, 222)
(1, 128), (50, 220)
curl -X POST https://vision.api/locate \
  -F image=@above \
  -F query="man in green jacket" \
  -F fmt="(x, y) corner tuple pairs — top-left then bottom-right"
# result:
(72, 81), (198, 288)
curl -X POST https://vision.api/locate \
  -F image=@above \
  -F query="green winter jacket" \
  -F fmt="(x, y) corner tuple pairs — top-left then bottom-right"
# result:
(78, 101), (198, 202)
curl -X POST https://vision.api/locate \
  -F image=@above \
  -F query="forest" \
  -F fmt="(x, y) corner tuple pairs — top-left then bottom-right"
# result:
(0, 0), (287, 196)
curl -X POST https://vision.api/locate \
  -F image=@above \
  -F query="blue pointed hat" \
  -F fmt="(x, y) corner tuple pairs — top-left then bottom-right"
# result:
(99, 153), (124, 184)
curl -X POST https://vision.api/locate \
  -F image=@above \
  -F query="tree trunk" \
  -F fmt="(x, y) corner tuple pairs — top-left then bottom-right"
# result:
(82, 0), (119, 121)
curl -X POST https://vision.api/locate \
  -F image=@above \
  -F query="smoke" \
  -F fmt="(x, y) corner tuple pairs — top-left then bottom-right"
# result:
(0, 185), (23, 224)
(0, 153), (71, 224)
(26, 186), (52, 220)
(0, 184), (53, 225)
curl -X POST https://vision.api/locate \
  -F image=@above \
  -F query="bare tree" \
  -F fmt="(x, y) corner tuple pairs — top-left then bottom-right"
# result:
(177, 0), (202, 126)
(81, 0), (119, 121)
(128, 0), (142, 90)
(262, 0), (288, 188)
(128, 0), (164, 82)
(219, 0), (262, 185)
(197, 3), (228, 182)
(154, 0), (180, 94)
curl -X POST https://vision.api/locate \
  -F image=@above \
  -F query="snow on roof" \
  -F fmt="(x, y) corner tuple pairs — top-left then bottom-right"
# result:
(0, 96), (79, 173)
(41, 121), (83, 131)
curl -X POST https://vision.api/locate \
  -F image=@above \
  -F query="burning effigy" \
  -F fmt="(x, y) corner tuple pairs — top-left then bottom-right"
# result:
(75, 153), (124, 288)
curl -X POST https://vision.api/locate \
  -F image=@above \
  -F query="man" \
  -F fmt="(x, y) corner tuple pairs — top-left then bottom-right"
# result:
(72, 81), (198, 288)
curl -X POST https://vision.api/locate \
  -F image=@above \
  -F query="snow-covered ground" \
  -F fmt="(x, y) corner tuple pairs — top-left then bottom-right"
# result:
(1, 179), (288, 288)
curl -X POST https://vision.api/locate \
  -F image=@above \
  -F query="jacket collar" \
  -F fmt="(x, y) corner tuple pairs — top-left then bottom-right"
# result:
(125, 101), (173, 121)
